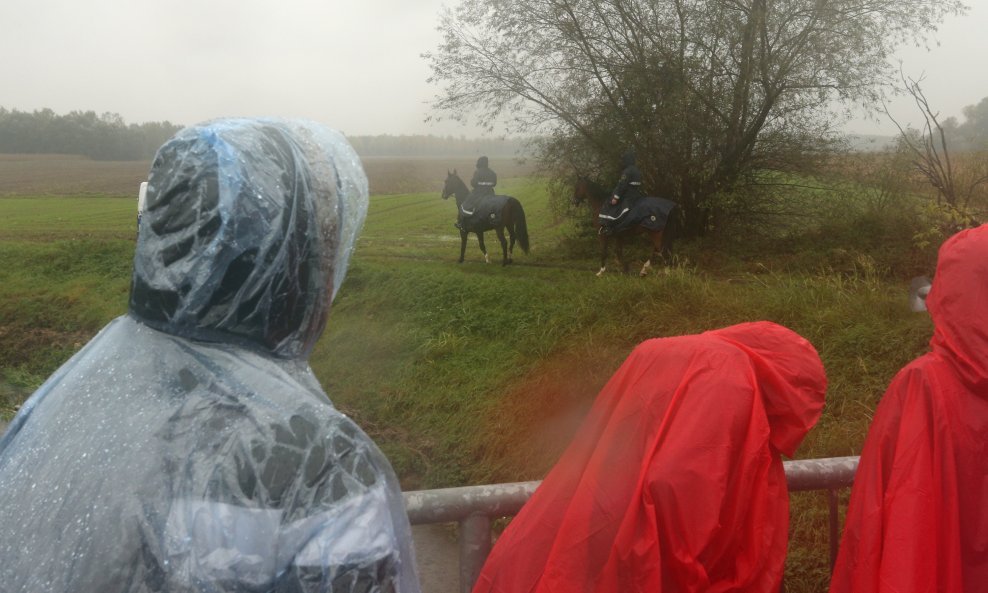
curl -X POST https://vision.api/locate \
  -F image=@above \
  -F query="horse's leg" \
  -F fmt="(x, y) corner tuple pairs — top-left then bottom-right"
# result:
(616, 238), (631, 275)
(459, 230), (468, 263)
(656, 230), (670, 273)
(596, 235), (608, 277)
(506, 222), (516, 263)
(476, 232), (490, 264)
(495, 226), (509, 266)
(659, 227), (674, 264)
(661, 207), (678, 263)
(640, 231), (660, 277)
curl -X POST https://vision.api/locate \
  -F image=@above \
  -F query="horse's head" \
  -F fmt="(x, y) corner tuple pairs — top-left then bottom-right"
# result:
(442, 169), (466, 201)
(573, 176), (605, 206)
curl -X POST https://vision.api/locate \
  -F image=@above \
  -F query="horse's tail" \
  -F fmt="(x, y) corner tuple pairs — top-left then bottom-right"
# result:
(510, 197), (530, 254)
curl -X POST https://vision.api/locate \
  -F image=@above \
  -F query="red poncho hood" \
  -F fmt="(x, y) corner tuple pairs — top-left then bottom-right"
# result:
(926, 224), (988, 390)
(708, 323), (828, 456)
(473, 321), (826, 593)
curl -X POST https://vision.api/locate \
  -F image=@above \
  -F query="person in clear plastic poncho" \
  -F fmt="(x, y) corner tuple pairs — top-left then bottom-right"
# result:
(0, 119), (420, 593)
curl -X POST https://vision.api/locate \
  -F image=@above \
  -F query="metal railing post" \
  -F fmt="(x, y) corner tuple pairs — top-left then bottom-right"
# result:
(828, 488), (840, 571)
(459, 513), (492, 593)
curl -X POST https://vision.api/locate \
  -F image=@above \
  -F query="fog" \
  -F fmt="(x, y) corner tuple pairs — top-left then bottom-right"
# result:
(845, 0), (988, 136)
(0, 0), (456, 135)
(1, 0), (987, 137)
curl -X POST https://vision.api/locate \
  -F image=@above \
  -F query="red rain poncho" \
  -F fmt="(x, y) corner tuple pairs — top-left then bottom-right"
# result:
(830, 224), (988, 593)
(473, 322), (826, 593)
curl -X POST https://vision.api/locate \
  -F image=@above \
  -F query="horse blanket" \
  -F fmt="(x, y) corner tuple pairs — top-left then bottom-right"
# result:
(599, 196), (677, 233)
(460, 194), (510, 232)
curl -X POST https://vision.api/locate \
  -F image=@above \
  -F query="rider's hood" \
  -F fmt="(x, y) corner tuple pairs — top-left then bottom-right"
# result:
(926, 223), (988, 390)
(621, 150), (637, 167)
(476, 156), (489, 169)
(129, 118), (368, 359)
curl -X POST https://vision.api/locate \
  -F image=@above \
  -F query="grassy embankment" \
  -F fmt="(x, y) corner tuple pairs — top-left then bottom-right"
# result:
(0, 158), (935, 590)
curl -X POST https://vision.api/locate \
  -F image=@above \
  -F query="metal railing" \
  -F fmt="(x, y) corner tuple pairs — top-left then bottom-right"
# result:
(403, 456), (859, 593)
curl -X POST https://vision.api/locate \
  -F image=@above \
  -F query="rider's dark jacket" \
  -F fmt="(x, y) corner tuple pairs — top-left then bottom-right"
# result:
(612, 151), (645, 204)
(599, 151), (644, 231)
(470, 156), (497, 198)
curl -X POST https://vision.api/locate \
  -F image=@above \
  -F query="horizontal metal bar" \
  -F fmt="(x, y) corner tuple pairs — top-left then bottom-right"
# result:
(405, 481), (538, 525)
(404, 456), (859, 524)
(784, 456), (858, 491)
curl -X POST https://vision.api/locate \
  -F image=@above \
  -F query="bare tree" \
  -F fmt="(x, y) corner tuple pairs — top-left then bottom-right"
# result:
(426, 0), (967, 238)
(886, 71), (988, 208)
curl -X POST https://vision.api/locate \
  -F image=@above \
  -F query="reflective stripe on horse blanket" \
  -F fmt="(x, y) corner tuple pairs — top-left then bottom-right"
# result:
(460, 194), (510, 231)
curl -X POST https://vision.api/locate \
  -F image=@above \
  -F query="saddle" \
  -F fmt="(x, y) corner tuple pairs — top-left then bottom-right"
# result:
(460, 194), (509, 231)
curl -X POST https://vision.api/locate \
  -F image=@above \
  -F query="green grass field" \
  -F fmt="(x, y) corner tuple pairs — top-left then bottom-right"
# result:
(0, 160), (937, 591)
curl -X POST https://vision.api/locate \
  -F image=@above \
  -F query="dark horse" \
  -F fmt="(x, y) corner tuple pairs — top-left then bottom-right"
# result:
(442, 170), (530, 265)
(573, 177), (678, 277)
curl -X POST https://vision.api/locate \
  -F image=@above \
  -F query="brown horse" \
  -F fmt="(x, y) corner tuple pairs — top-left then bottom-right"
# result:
(442, 170), (530, 265)
(573, 177), (678, 277)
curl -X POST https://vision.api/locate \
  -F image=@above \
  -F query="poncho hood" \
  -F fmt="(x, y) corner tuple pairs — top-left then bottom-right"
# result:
(926, 223), (988, 390)
(707, 322), (826, 457)
(129, 118), (368, 359)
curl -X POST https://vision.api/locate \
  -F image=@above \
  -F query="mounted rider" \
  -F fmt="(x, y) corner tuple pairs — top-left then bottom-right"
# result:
(471, 155), (497, 197)
(456, 156), (497, 231)
(599, 150), (645, 235)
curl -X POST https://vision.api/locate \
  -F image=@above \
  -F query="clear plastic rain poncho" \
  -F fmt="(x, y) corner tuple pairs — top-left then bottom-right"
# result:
(0, 119), (420, 593)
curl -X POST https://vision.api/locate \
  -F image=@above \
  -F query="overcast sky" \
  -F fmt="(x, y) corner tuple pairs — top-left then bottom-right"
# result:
(1, 0), (986, 138)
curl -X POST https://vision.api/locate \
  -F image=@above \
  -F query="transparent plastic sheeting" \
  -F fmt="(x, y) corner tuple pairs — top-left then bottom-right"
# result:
(0, 119), (420, 593)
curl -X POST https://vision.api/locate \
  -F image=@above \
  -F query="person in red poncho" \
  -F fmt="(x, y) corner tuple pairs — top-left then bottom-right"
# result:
(830, 223), (988, 593)
(472, 321), (827, 593)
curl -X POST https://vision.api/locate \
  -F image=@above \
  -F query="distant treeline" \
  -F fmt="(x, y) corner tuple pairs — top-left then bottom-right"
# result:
(940, 97), (988, 153)
(346, 134), (534, 158)
(0, 107), (535, 161)
(6, 103), (988, 162)
(0, 108), (181, 161)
